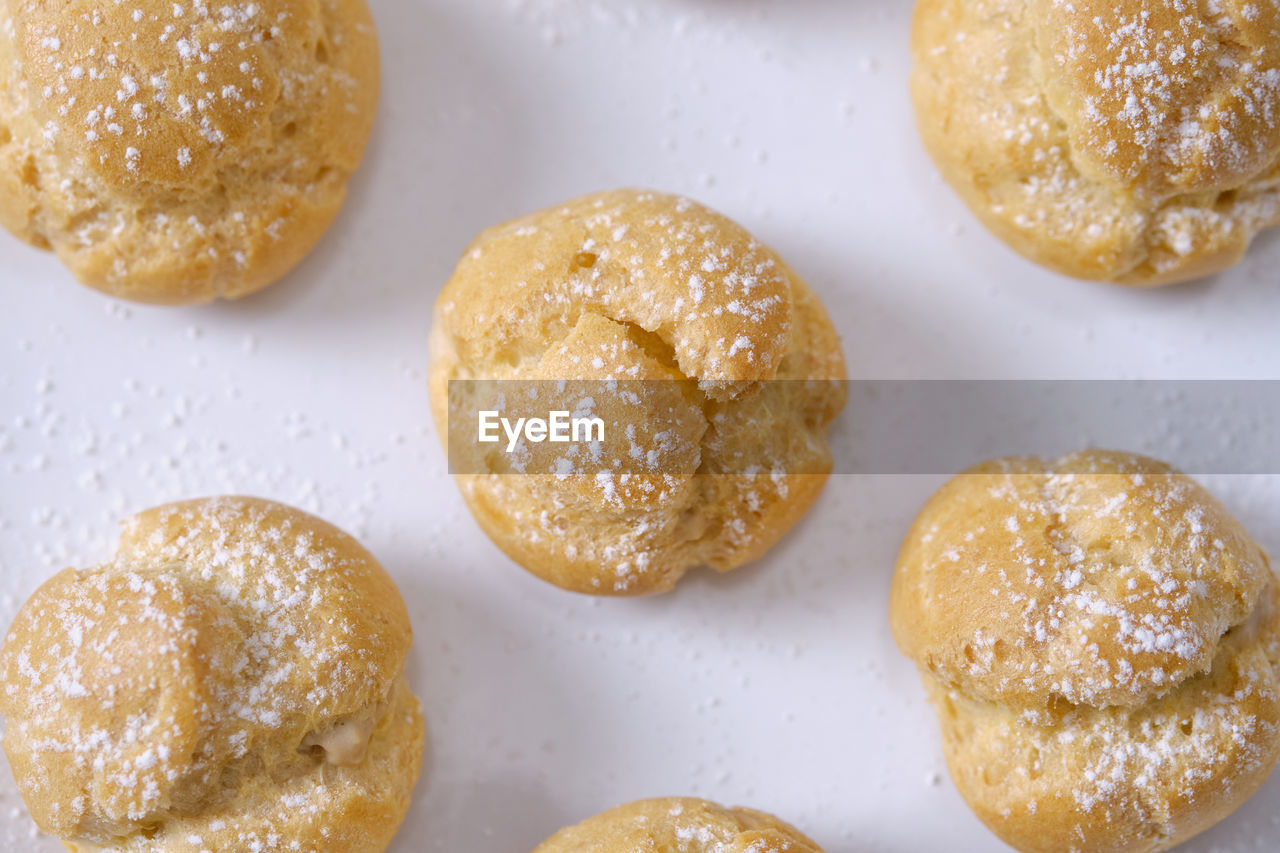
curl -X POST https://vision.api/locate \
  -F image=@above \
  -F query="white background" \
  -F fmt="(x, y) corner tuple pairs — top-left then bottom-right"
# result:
(3, 0), (1280, 850)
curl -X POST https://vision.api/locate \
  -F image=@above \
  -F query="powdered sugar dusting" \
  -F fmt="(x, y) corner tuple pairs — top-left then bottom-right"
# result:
(542, 797), (823, 852)
(1040, 0), (1280, 196)
(0, 497), (411, 848)
(904, 450), (1271, 708)
(17, 1), (277, 181)
(899, 449), (1280, 849)
(0, 0), (378, 297)
(916, 0), (1280, 282)
(434, 190), (845, 594)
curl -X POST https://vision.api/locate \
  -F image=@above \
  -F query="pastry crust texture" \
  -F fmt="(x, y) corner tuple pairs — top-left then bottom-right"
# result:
(533, 797), (825, 853)
(911, 0), (1280, 285)
(428, 189), (848, 596)
(891, 450), (1280, 853)
(0, 497), (425, 853)
(0, 0), (380, 304)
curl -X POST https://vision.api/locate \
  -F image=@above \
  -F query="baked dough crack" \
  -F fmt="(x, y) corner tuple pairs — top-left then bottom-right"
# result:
(894, 450), (1280, 852)
(430, 189), (846, 594)
(0, 498), (426, 852)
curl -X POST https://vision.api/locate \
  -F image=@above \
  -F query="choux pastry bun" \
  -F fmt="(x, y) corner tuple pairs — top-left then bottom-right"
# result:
(533, 797), (824, 852)
(429, 189), (847, 596)
(912, 0), (1280, 285)
(891, 450), (1280, 852)
(0, 0), (379, 304)
(0, 497), (424, 852)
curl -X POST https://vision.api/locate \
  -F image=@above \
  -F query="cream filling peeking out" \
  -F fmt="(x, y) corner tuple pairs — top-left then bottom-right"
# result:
(300, 698), (389, 767)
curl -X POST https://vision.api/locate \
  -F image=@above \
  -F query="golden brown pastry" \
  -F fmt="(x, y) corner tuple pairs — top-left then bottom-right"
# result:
(533, 797), (824, 853)
(429, 189), (847, 596)
(0, 0), (379, 304)
(912, 0), (1280, 285)
(891, 449), (1280, 853)
(0, 497), (425, 853)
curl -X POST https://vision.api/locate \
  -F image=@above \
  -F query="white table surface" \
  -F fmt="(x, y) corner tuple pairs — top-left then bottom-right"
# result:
(2, 1), (1279, 850)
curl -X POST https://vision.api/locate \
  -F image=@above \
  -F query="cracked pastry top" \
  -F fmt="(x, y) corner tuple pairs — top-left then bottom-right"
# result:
(912, 0), (1280, 285)
(428, 189), (848, 596)
(533, 797), (825, 853)
(0, 497), (425, 853)
(891, 449), (1280, 853)
(0, 0), (379, 304)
